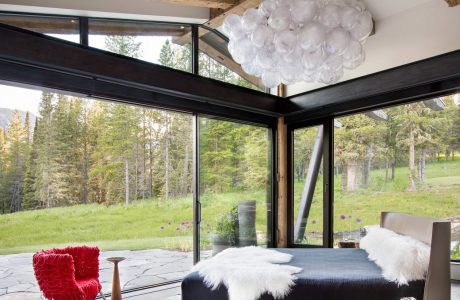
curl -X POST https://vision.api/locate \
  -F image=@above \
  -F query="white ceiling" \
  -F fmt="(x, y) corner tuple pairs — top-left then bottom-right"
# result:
(363, 0), (434, 21)
(0, 0), (210, 23)
(286, 0), (460, 96)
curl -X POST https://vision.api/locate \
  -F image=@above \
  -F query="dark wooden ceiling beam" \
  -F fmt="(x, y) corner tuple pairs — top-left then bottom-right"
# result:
(285, 50), (460, 124)
(0, 24), (296, 117)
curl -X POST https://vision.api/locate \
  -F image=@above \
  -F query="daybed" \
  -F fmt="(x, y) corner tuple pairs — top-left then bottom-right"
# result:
(182, 212), (451, 300)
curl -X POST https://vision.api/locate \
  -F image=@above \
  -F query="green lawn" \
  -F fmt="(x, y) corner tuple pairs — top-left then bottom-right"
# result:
(293, 159), (460, 243)
(0, 160), (459, 255)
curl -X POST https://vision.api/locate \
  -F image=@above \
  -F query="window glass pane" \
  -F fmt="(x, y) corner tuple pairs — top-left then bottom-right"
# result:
(198, 28), (263, 91)
(89, 19), (192, 72)
(292, 126), (324, 245)
(0, 14), (79, 43)
(199, 117), (272, 259)
(0, 83), (193, 297)
(333, 95), (460, 259)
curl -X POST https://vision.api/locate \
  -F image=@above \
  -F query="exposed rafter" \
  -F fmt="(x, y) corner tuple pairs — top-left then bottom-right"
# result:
(157, 0), (237, 9)
(445, 0), (460, 7)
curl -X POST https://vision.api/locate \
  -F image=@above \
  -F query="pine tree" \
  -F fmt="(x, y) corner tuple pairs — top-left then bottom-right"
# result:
(22, 119), (39, 210)
(34, 92), (58, 208)
(0, 128), (7, 213)
(4, 110), (28, 212)
(105, 36), (142, 58)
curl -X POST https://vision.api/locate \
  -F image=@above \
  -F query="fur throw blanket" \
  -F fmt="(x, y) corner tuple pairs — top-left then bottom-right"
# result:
(191, 246), (302, 300)
(360, 227), (431, 285)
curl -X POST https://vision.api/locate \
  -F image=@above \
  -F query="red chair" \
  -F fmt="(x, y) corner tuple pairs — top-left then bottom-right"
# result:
(33, 246), (104, 300)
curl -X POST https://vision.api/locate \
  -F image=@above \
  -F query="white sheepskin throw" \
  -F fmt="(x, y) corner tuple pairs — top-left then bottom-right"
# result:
(360, 226), (431, 285)
(191, 246), (302, 300)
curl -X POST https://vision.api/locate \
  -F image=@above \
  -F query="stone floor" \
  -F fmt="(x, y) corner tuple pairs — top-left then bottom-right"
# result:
(0, 249), (193, 299)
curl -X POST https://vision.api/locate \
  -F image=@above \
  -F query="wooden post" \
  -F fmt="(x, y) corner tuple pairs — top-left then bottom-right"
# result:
(277, 83), (288, 247)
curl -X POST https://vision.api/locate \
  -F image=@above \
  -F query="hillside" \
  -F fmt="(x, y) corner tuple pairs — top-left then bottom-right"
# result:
(0, 107), (36, 131)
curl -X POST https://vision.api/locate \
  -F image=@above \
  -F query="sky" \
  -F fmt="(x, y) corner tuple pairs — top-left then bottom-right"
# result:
(0, 33), (171, 117)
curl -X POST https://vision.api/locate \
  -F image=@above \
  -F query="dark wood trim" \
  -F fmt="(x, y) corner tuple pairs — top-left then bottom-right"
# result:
(0, 23), (294, 116)
(79, 17), (88, 46)
(285, 50), (460, 124)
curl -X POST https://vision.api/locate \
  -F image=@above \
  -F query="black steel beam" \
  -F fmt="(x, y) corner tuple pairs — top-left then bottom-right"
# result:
(0, 59), (278, 126)
(285, 50), (460, 124)
(0, 23), (295, 117)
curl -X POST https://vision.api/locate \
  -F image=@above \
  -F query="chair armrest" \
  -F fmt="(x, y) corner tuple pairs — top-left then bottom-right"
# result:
(33, 253), (80, 292)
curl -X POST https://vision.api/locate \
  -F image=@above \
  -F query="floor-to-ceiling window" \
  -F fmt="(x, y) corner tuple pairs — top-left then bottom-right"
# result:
(332, 95), (460, 259)
(0, 84), (194, 297)
(290, 94), (460, 259)
(198, 117), (273, 259)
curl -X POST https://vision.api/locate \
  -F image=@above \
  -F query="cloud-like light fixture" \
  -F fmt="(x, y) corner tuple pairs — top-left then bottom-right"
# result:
(222, 0), (373, 88)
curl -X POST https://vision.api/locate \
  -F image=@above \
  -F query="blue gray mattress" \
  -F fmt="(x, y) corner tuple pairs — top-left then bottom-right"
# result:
(182, 248), (425, 300)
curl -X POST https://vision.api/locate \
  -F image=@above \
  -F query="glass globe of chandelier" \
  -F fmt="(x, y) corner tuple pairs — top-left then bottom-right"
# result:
(222, 0), (373, 88)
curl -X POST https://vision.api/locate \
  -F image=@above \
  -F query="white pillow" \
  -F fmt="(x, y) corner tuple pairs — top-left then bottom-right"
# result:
(360, 226), (430, 285)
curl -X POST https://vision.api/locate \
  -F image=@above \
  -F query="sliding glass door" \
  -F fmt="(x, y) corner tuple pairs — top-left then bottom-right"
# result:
(197, 117), (273, 260)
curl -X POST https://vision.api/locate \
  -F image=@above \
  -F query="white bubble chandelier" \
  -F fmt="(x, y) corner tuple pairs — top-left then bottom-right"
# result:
(222, 0), (373, 88)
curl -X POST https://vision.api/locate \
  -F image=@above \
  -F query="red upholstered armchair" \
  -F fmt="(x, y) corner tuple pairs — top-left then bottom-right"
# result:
(33, 246), (104, 300)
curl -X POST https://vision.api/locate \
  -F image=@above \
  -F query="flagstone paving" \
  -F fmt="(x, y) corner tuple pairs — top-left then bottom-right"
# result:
(0, 249), (193, 299)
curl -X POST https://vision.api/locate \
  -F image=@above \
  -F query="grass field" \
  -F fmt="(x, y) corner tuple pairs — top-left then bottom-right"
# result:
(0, 160), (459, 255)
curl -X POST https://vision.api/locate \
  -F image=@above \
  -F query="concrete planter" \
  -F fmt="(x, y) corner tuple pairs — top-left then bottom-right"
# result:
(452, 261), (460, 280)
(238, 200), (257, 247)
(211, 233), (232, 256)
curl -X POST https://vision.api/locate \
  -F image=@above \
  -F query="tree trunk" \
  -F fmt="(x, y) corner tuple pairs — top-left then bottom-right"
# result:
(408, 125), (417, 192)
(363, 146), (373, 189)
(165, 124), (169, 200)
(421, 148), (426, 182)
(391, 160), (396, 181)
(385, 160), (389, 182)
(445, 149), (450, 161)
(125, 158), (130, 204)
(82, 137), (88, 204)
(341, 164), (347, 192)
(346, 161), (359, 192)
(135, 143), (139, 200)
(182, 144), (189, 195)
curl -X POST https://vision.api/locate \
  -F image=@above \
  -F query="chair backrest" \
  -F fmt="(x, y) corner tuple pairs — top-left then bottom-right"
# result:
(50, 246), (100, 279)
